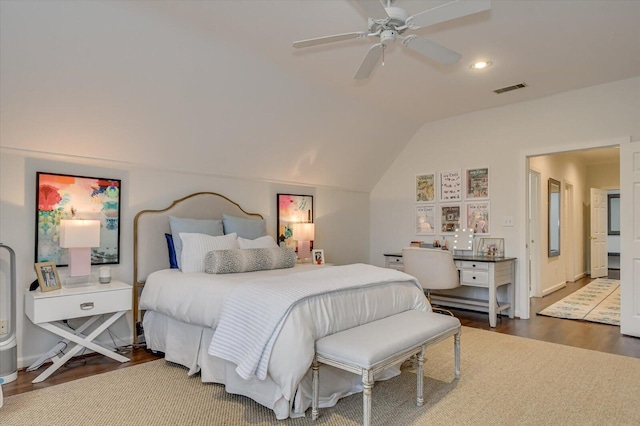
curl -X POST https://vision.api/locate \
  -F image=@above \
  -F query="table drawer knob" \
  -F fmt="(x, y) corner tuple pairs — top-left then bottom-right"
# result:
(80, 302), (94, 310)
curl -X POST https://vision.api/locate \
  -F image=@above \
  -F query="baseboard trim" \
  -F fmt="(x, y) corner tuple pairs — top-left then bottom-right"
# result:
(542, 281), (567, 297)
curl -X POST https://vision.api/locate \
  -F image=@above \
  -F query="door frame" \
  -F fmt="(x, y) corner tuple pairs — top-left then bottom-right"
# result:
(563, 181), (576, 282)
(528, 167), (541, 297)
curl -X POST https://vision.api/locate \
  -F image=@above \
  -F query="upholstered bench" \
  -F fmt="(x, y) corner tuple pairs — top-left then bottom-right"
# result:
(311, 310), (460, 426)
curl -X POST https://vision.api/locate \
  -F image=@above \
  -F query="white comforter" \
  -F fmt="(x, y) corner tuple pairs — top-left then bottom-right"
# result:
(140, 263), (430, 419)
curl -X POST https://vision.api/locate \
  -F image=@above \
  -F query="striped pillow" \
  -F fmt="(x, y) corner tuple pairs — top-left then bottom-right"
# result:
(205, 247), (296, 274)
(179, 232), (239, 273)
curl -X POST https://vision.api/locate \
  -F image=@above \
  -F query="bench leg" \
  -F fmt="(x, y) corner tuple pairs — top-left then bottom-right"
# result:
(312, 357), (319, 420)
(416, 346), (425, 406)
(362, 369), (374, 426)
(454, 331), (461, 379)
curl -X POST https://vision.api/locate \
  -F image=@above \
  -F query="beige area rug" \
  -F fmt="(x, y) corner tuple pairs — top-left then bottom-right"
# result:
(538, 278), (620, 325)
(3, 327), (640, 426)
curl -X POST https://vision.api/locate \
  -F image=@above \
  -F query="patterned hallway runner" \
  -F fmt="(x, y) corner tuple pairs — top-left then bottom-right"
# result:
(537, 278), (620, 326)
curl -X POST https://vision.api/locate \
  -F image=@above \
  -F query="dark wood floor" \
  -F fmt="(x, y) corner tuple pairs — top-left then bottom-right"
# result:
(4, 270), (637, 399)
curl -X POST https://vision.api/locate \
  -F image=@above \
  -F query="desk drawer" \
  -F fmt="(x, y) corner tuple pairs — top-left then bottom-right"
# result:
(385, 257), (404, 270)
(457, 261), (489, 271)
(460, 270), (489, 285)
(30, 289), (131, 323)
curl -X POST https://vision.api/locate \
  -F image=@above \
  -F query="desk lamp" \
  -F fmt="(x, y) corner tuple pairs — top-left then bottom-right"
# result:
(292, 223), (314, 262)
(59, 219), (100, 277)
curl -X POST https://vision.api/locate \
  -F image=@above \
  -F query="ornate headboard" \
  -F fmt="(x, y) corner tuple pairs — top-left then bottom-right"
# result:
(132, 192), (263, 343)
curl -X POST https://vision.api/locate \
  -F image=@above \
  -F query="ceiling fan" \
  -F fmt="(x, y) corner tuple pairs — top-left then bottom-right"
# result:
(292, 0), (491, 79)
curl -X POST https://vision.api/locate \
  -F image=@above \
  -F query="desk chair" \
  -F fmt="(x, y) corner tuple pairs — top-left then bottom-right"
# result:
(402, 247), (461, 315)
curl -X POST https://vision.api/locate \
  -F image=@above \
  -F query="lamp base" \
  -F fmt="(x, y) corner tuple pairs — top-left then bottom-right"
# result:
(297, 241), (312, 263)
(67, 247), (92, 277)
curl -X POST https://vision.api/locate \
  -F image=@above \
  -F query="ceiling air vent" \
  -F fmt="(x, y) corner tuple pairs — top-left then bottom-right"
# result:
(493, 83), (528, 94)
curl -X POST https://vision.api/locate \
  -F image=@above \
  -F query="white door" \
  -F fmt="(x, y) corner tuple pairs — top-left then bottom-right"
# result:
(590, 188), (608, 278)
(528, 169), (541, 297)
(621, 140), (640, 337)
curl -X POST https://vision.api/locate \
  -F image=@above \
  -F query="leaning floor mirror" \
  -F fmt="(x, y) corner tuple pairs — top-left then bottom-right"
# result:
(548, 178), (561, 257)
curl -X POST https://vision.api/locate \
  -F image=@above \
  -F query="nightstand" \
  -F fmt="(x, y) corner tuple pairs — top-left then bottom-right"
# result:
(24, 280), (132, 383)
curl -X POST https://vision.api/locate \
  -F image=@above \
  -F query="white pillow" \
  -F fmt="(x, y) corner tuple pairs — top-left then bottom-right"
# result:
(179, 232), (239, 273)
(237, 235), (278, 249)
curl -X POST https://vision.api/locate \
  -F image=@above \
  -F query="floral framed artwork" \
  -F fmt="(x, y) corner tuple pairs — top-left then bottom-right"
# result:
(34, 261), (62, 292)
(35, 172), (121, 266)
(415, 173), (436, 202)
(439, 170), (462, 201)
(416, 205), (436, 235)
(277, 193), (314, 248)
(440, 204), (461, 234)
(466, 201), (490, 235)
(312, 249), (325, 265)
(466, 167), (489, 199)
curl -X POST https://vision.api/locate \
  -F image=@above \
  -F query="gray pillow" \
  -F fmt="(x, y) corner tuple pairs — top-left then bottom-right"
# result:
(222, 214), (267, 239)
(169, 216), (224, 268)
(205, 247), (296, 274)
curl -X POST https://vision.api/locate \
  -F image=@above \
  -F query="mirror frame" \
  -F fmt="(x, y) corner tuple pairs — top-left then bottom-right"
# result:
(548, 178), (561, 257)
(608, 193), (620, 235)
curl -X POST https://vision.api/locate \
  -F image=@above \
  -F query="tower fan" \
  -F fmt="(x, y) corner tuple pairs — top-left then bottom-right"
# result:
(0, 244), (17, 387)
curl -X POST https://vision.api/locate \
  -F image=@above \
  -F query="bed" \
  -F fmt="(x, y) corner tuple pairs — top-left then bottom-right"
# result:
(134, 192), (430, 419)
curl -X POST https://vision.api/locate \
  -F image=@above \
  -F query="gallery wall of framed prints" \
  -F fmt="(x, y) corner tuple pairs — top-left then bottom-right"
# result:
(415, 167), (490, 238)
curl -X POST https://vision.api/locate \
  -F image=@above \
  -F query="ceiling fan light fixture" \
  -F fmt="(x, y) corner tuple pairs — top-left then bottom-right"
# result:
(470, 60), (492, 70)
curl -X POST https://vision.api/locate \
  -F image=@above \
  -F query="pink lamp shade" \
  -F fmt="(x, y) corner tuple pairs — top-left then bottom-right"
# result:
(59, 219), (100, 277)
(291, 223), (315, 261)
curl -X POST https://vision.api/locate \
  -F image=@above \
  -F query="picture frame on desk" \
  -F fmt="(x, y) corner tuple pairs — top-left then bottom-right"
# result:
(312, 249), (325, 265)
(34, 261), (61, 292)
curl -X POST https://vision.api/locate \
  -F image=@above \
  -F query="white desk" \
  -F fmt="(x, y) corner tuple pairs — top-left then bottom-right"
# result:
(25, 280), (132, 383)
(384, 253), (516, 327)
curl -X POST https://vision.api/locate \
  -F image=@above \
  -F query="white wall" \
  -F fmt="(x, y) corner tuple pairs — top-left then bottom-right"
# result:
(0, 148), (370, 367)
(371, 76), (640, 319)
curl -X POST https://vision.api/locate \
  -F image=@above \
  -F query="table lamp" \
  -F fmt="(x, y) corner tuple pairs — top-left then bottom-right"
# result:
(292, 222), (314, 262)
(59, 219), (101, 277)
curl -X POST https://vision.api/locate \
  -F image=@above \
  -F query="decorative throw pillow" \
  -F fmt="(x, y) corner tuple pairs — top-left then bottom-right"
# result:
(179, 232), (239, 273)
(169, 216), (224, 268)
(205, 247), (296, 274)
(165, 233), (178, 269)
(237, 235), (278, 249)
(222, 214), (267, 240)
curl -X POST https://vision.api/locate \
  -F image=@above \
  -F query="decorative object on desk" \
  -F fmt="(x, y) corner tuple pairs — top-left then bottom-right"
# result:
(277, 193), (313, 248)
(312, 249), (325, 265)
(99, 266), (111, 284)
(35, 172), (121, 266)
(440, 204), (461, 234)
(34, 261), (61, 292)
(432, 239), (441, 248)
(59, 219), (101, 277)
(465, 201), (490, 235)
(439, 170), (461, 201)
(453, 228), (474, 253)
(292, 222), (315, 262)
(409, 241), (423, 248)
(415, 173), (435, 202)
(477, 238), (504, 257)
(415, 205), (436, 235)
(465, 167), (489, 199)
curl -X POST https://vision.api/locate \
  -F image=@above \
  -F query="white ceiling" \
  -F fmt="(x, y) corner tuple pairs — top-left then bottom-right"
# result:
(144, 0), (640, 126)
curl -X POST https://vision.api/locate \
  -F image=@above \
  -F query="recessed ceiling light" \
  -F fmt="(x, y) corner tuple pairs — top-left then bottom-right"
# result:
(470, 61), (492, 70)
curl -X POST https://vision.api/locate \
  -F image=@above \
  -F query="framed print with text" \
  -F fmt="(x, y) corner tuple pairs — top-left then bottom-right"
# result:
(466, 201), (490, 235)
(416, 173), (436, 202)
(466, 167), (489, 199)
(440, 204), (461, 234)
(415, 205), (436, 235)
(439, 170), (461, 201)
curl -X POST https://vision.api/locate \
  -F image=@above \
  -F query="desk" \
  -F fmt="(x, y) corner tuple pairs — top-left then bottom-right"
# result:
(384, 253), (516, 327)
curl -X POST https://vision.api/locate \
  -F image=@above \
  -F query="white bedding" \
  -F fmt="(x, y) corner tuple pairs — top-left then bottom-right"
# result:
(140, 263), (430, 419)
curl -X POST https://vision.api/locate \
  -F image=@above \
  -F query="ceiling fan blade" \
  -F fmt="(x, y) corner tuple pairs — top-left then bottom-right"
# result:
(402, 35), (462, 64)
(407, 0), (491, 30)
(354, 44), (383, 79)
(356, 0), (389, 20)
(293, 31), (367, 48)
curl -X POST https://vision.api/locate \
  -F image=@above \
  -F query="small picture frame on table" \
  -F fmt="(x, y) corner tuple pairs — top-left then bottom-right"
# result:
(312, 249), (325, 265)
(34, 261), (62, 292)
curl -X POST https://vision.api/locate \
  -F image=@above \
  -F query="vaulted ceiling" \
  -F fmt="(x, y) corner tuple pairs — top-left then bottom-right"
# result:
(1, 1), (638, 192)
